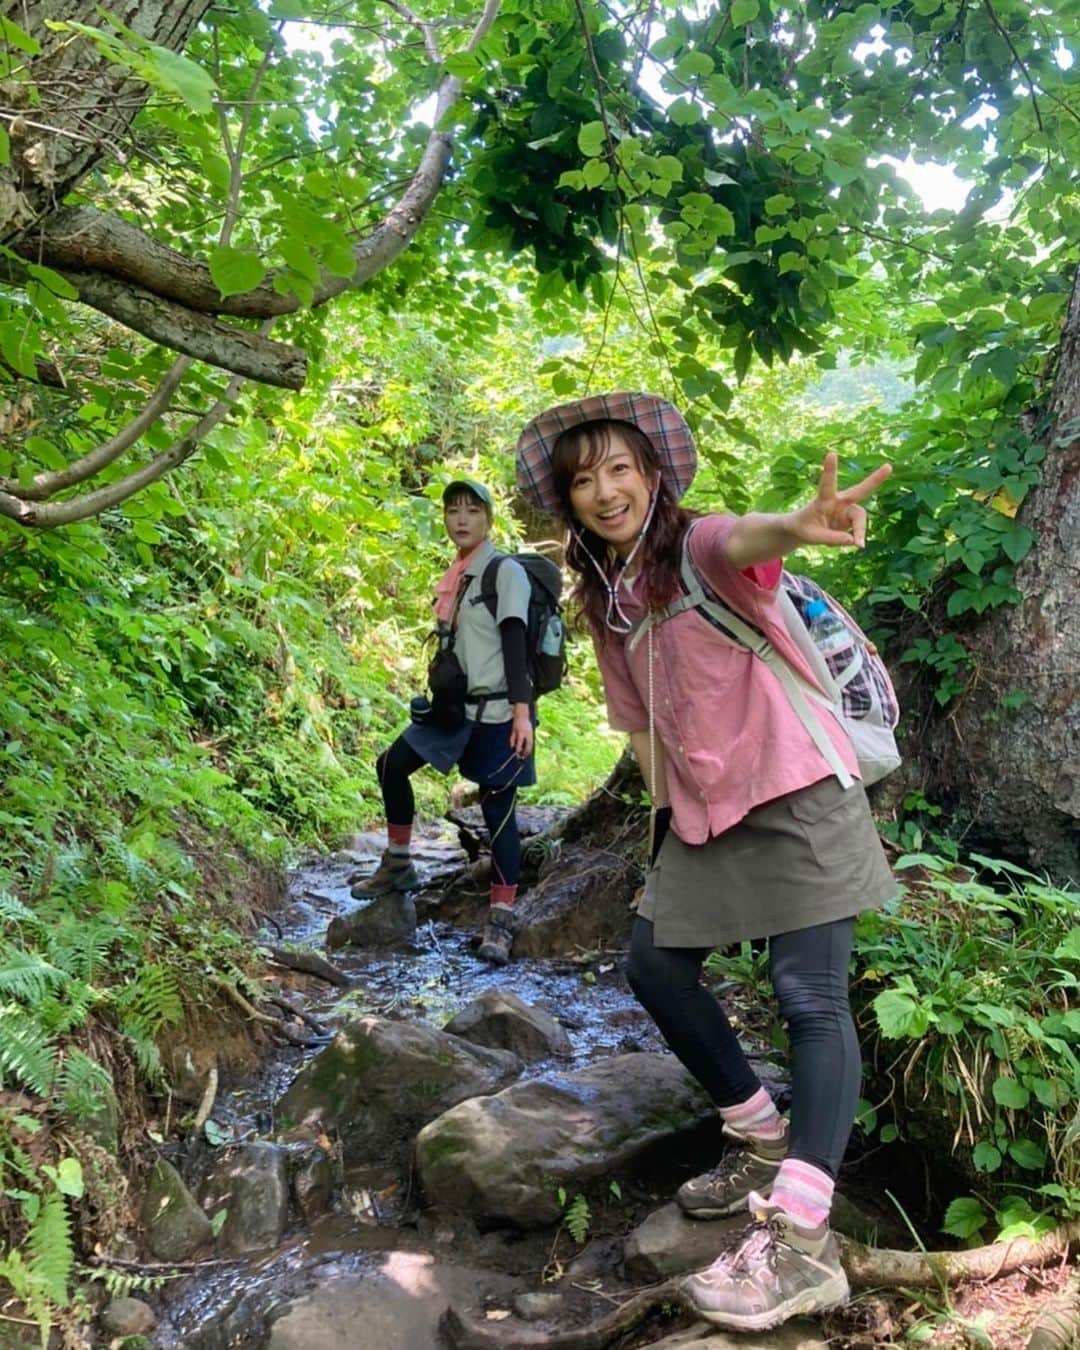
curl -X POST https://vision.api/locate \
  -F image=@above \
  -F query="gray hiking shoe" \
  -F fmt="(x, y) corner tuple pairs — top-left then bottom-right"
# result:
(349, 850), (419, 899)
(477, 906), (517, 965)
(683, 1200), (849, 1332)
(677, 1119), (789, 1219)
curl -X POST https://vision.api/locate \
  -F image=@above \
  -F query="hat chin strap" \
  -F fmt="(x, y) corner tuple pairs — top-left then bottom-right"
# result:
(572, 481), (659, 635)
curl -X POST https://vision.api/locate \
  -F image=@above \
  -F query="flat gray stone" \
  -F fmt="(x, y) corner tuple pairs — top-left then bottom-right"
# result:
(265, 1253), (520, 1350)
(443, 988), (572, 1062)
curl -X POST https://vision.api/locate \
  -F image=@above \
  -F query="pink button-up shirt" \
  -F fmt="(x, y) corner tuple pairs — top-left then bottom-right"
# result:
(594, 514), (859, 845)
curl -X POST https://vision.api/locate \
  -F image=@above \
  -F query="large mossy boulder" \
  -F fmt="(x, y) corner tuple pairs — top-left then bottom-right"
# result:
(416, 1052), (712, 1227)
(276, 1016), (522, 1163)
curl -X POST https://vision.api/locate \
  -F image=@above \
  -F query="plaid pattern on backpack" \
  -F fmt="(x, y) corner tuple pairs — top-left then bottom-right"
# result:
(781, 571), (899, 728)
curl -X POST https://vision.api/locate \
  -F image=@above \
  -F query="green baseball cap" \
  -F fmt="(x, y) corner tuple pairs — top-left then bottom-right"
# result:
(442, 479), (493, 510)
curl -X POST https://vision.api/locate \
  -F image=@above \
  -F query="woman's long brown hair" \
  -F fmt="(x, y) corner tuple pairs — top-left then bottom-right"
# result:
(551, 419), (695, 641)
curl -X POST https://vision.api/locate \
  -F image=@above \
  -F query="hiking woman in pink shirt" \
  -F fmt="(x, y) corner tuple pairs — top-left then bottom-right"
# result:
(515, 393), (896, 1334)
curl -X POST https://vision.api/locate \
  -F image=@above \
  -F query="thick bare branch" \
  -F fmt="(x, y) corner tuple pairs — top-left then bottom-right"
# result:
(0, 365), (246, 527)
(69, 273), (306, 387)
(0, 356), (193, 500)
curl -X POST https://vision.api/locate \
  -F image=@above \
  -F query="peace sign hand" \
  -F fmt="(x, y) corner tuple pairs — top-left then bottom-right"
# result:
(790, 452), (893, 550)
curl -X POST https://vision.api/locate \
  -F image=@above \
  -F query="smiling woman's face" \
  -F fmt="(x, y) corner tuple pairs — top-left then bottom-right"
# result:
(568, 426), (656, 558)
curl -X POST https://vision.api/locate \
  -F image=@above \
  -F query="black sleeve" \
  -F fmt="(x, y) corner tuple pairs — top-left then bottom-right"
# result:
(498, 617), (533, 705)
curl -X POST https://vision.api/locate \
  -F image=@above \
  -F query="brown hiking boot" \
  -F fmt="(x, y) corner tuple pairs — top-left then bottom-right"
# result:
(477, 906), (517, 965)
(677, 1119), (789, 1219)
(683, 1200), (849, 1332)
(349, 850), (419, 899)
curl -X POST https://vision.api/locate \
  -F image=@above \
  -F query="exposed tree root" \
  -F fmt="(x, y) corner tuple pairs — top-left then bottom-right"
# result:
(440, 1281), (684, 1349)
(260, 945), (351, 987)
(839, 1223), (1080, 1290)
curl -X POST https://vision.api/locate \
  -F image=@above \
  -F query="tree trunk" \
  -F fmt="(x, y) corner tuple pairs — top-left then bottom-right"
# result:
(908, 268), (1080, 879)
(1, 2), (213, 243)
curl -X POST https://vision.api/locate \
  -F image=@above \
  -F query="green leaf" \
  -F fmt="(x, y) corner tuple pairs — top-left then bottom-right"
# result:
(146, 43), (217, 114)
(1007, 1138), (1045, 1170)
(992, 1076), (1030, 1110)
(675, 51), (714, 80)
(873, 988), (930, 1039)
(577, 121), (607, 158)
(764, 193), (795, 216)
(654, 155), (684, 182)
(0, 17), (42, 54)
(942, 1196), (986, 1240)
(209, 247), (266, 299)
(731, 0), (760, 24)
(824, 160), (859, 187)
(582, 158), (610, 189)
(0, 127), (9, 168)
(25, 436), (66, 471)
(972, 1141), (1002, 1173)
(1001, 525), (1035, 563)
(1054, 928), (1080, 962)
(42, 1157), (84, 1199)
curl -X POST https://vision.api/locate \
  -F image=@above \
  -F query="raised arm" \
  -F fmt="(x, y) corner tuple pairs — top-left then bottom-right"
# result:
(725, 452), (892, 569)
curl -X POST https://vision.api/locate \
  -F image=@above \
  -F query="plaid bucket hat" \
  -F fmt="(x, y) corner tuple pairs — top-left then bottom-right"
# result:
(515, 392), (697, 516)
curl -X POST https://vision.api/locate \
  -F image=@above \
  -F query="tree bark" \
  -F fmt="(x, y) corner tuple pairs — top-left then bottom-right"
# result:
(906, 269), (1080, 879)
(1, 2), (213, 241)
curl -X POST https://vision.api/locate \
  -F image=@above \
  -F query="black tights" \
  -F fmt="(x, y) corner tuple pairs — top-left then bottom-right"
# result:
(376, 734), (521, 887)
(626, 915), (859, 1177)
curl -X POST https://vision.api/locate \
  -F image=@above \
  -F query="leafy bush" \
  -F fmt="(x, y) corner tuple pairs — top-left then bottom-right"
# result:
(855, 853), (1080, 1241)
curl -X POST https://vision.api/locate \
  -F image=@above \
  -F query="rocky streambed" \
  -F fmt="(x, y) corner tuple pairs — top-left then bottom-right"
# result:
(128, 813), (901, 1350)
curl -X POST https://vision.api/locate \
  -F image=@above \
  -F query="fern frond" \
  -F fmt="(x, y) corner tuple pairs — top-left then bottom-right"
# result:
(56, 1049), (115, 1124)
(114, 962), (183, 1035)
(0, 1005), (56, 1095)
(27, 1188), (73, 1308)
(0, 888), (43, 932)
(0, 947), (73, 1005)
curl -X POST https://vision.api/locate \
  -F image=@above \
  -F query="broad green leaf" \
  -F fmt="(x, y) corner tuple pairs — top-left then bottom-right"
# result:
(972, 1141), (1002, 1172)
(991, 1076), (1030, 1110)
(0, 126), (8, 167)
(1054, 928), (1080, 962)
(675, 51), (714, 80)
(209, 247), (266, 299)
(731, 0), (760, 24)
(942, 1196), (986, 1239)
(146, 43), (217, 113)
(578, 122), (607, 158)
(764, 193), (795, 216)
(1007, 1138), (1045, 1170)
(873, 989), (930, 1039)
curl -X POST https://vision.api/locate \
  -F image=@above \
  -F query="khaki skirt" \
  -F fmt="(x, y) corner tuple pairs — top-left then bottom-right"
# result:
(639, 775), (897, 949)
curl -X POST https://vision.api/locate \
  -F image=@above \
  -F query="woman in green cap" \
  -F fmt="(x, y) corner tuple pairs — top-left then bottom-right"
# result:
(349, 480), (535, 964)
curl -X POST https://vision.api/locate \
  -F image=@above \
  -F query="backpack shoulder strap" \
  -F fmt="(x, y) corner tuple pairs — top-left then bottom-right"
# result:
(479, 554), (505, 620)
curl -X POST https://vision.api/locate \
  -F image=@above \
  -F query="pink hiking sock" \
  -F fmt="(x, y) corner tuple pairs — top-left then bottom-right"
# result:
(490, 883), (517, 909)
(387, 823), (412, 852)
(719, 1087), (785, 1141)
(764, 1158), (834, 1228)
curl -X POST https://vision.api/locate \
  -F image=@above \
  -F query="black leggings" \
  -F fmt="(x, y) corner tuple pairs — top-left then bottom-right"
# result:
(626, 915), (859, 1178)
(376, 735), (521, 887)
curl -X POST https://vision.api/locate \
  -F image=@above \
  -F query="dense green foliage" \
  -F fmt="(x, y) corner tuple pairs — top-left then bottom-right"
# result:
(0, 0), (1078, 1337)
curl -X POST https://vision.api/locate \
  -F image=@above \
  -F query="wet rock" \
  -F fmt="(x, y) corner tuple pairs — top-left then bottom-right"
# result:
(100, 1296), (157, 1337)
(141, 1159), (213, 1261)
(513, 1291), (564, 1321)
(202, 1141), (290, 1254)
(443, 989), (572, 1062)
(623, 1202), (748, 1280)
(276, 1016), (522, 1164)
(512, 845), (640, 957)
(289, 1145), (334, 1223)
(416, 1052), (712, 1227)
(161, 1042), (216, 1105)
(265, 1252), (520, 1349)
(448, 804), (570, 862)
(326, 892), (417, 951)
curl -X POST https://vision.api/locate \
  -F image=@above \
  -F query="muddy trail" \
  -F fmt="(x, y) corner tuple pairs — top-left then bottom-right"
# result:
(149, 820), (701, 1350)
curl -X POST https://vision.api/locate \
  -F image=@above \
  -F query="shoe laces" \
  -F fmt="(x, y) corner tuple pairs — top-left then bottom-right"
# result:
(718, 1215), (786, 1276)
